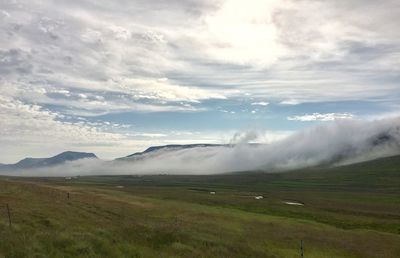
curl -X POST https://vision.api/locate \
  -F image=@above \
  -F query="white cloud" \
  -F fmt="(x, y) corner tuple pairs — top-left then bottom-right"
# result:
(0, 97), (102, 142)
(204, 0), (286, 66)
(251, 101), (269, 106)
(115, 77), (226, 103)
(279, 99), (300, 105)
(78, 93), (88, 99)
(287, 113), (355, 122)
(126, 133), (168, 138)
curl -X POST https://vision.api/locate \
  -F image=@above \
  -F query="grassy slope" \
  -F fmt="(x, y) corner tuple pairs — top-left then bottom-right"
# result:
(0, 155), (399, 257)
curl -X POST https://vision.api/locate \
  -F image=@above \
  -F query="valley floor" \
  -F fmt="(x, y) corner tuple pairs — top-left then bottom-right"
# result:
(0, 167), (399, 258)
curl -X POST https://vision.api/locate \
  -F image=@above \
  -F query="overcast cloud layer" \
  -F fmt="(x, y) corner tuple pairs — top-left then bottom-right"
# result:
(1, 0), (400, 162)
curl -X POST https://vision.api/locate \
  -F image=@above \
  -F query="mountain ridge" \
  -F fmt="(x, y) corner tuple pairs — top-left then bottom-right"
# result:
(118, 144), (228, 161)
(0, 151), (97, 170)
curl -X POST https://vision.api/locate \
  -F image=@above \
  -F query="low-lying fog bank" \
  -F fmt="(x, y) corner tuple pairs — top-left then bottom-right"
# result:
(2, 117), (399, 177)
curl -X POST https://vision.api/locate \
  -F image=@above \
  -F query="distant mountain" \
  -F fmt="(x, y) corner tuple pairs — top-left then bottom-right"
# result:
(117, 144), (228, 161)
(0, 151), (97, 171)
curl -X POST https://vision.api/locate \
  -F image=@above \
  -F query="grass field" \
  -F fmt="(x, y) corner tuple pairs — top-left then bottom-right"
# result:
(0, 156), (399, 257)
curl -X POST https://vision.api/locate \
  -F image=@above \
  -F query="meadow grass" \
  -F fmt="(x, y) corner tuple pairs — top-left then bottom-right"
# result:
(0, 157), (399, 257)
(0, 178), (399, 258)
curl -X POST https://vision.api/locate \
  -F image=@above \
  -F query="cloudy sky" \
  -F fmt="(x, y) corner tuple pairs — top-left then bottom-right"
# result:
(1, 0), (399, 163)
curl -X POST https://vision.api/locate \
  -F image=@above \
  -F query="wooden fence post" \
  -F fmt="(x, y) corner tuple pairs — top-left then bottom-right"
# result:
(6, 204), (11, 228)
(300, 240), (304, 258)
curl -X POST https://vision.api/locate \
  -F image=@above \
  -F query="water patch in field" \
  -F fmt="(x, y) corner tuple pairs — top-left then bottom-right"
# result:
(283, 201), (304, 206)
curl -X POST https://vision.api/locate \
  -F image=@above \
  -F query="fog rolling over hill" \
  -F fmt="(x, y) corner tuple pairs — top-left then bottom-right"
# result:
(1, 117), (399, 177)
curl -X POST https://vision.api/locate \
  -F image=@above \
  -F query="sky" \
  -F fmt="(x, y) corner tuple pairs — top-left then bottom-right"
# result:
(1, 0), (400, 163)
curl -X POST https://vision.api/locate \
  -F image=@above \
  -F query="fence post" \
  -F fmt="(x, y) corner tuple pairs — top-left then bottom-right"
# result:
(300, 240), (304, 258)
(6, 204), (11, 228)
